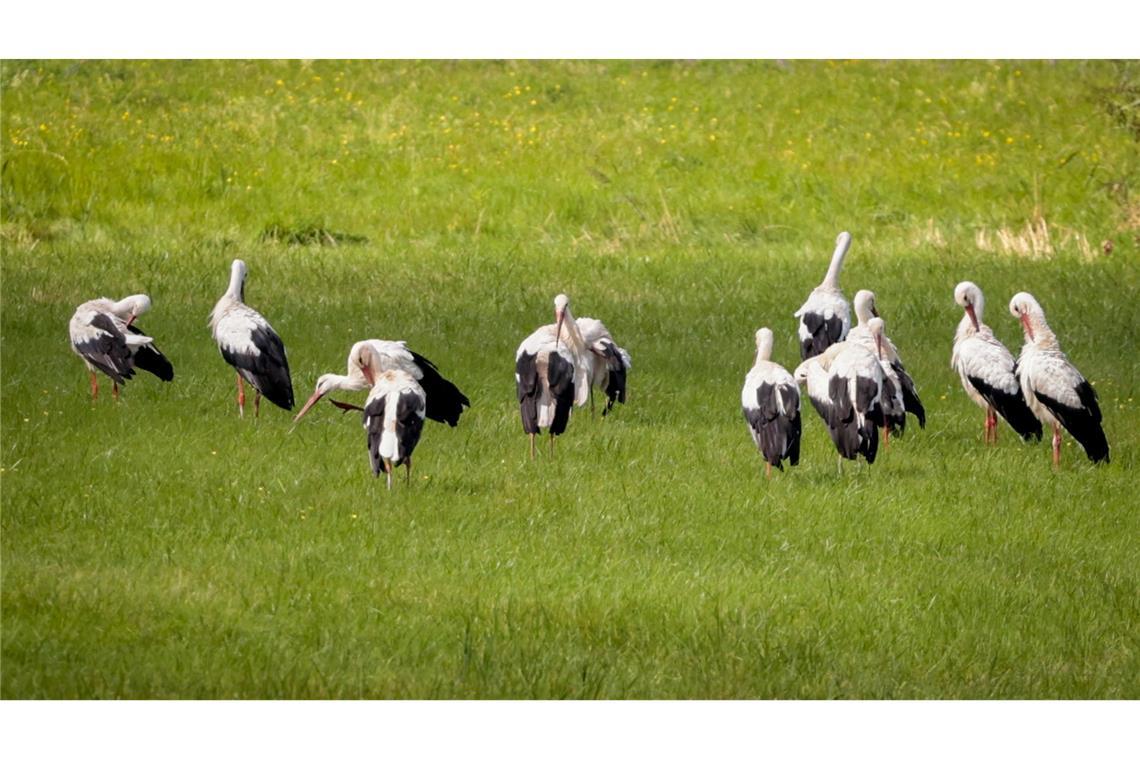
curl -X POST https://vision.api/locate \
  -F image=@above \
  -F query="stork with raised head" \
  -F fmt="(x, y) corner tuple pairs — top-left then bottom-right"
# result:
(951, 281), (1042, 444)
(847, 290), (926, 432)
(69, 294), (174, 400)
(576, 316), (631, 416)
(1009, 292), (1109, 468)
(741, 328), (801, 477)
(794, 231), (853, 359)
(515, 293), (591, 459)
(794, 341), (884, 466)
(210, 259), (294, 417)
(294, 339), (469, 425)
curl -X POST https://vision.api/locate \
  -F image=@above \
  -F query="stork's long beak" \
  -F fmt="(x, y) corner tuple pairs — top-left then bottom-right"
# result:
(361, 364), (376, 387)
(1020, 312), (1034, 341)
(293, 390), (326, 422)
(875, 333), (884, 360)
(965, 303), (980, 332)
(125, 314), (137, 328)
(554, 310), (565, 351)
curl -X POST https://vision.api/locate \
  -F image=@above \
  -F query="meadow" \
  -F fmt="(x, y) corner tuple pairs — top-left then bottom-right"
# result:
(1, 60), (1138, 698)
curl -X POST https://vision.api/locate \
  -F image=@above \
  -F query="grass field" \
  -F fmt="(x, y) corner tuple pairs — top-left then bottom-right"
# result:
(2, 60), (1138, 698)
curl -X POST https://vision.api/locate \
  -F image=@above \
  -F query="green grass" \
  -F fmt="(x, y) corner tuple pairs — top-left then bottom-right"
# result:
(2, 60), (1138, 698)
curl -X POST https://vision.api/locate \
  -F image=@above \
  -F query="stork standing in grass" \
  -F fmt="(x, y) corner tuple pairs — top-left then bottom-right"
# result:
(1009, 292), (1109, 468)
(210, 259), (294, 417)
(294, 339), (469, 425)
(951, 281), (1042, 445)
(69, 294), (174, 400)
(795, 341), (884, 467)
(742, 328), (801, 477)
(515, 294), (591, 459)
(576, 316), (631, 416)
(794, 231), (853, 359)
(846, 290), (926, 438)
(363, 370), (426, 490)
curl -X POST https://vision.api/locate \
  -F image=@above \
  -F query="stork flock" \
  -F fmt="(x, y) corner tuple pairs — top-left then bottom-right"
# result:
(68, 235), (1109, 491)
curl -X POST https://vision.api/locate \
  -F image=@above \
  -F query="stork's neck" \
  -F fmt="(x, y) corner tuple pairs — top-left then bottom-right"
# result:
(754, 337), (774, 364)
(334, 372), (372, 392)
(226, 266), (245, 302)
(559, 309), (587, 355)
(820, 237), (850, 289)
(1024, 313), (1060, 351)
(956, 312), (978, 339)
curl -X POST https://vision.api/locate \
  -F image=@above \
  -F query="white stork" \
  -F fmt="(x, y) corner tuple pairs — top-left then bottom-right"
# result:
(846, 289), (926, 433)
(210, 259), (294, 417)
(576, 316), (631, 416)
(865, 317), (908, 446)
(515, 293), (591, 459)
(1009, 292), (1109, 468)
(318, 369), (427, 490)
(951, 281), (1042, 444)
(794, 341), (884, 466)
(294, 339), (469, 425)
(794, 231), (853, 359)
(69, 294), (174, 400)
(741, 328), (801, 477)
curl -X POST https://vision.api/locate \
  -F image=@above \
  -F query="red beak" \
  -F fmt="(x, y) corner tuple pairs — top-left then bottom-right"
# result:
(1020, 312), (1034, 341)
(554, 310), (565, 351)
(361, 364), (376, 386)
(965, 304), (980, 332)
(875, 333), (884, 360)
(293, 390), (325, 422)
(125, 314), (137, 328)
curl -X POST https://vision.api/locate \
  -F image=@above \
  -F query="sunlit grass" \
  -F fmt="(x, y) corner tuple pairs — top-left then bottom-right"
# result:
(2, 60), (1138, 698)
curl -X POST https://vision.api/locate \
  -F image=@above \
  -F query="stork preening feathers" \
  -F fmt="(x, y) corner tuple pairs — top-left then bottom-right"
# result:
(515, 294), (591, 459)
(846, 290), (925, 441)
(363, 370), (427, 490)
(294, 339), (469, 426)
(795, 342), (884, 467)
(794, 231), (853, 360)
(1009, 292), (1109, 468)
(210, 259), (294, 416)
(742, 328), (801, 477)
(69, 294), (174, 400)
(576, 317), (632, 416)
(951, 281), (1042, 445)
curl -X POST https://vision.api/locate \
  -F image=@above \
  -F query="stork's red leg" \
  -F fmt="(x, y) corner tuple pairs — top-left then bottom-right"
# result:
(984, 408), (998, 444)
(90, 372), (99, 400)
(1052, 423), (1062, 470)
(254, 390), (261, 419)
(112, 383), (120, 401)
(384, 460), (392, 491)
(765, 461), (772, 480)
(529, 433), (536, 461)
(236, 374), (246, 418)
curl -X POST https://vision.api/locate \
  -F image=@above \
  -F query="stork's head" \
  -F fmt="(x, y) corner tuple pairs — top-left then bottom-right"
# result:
(350, 342), (379, 387)
(228, 259), (248, 301)
(853, 289), (878, 324)
(792, 359), (811, 386)
(293, 373), (343, 422)
(553, 293), (571, 348)
(955, 281), (983, 331)
(867, 317), (886, 360)
(114, 294), (152, 327)
(754, 327), (774, 361)
(1009, 292), (1043, 342)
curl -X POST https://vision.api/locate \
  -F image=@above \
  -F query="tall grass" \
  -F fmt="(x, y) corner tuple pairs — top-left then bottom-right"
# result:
(2, 60), (1138, 698)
